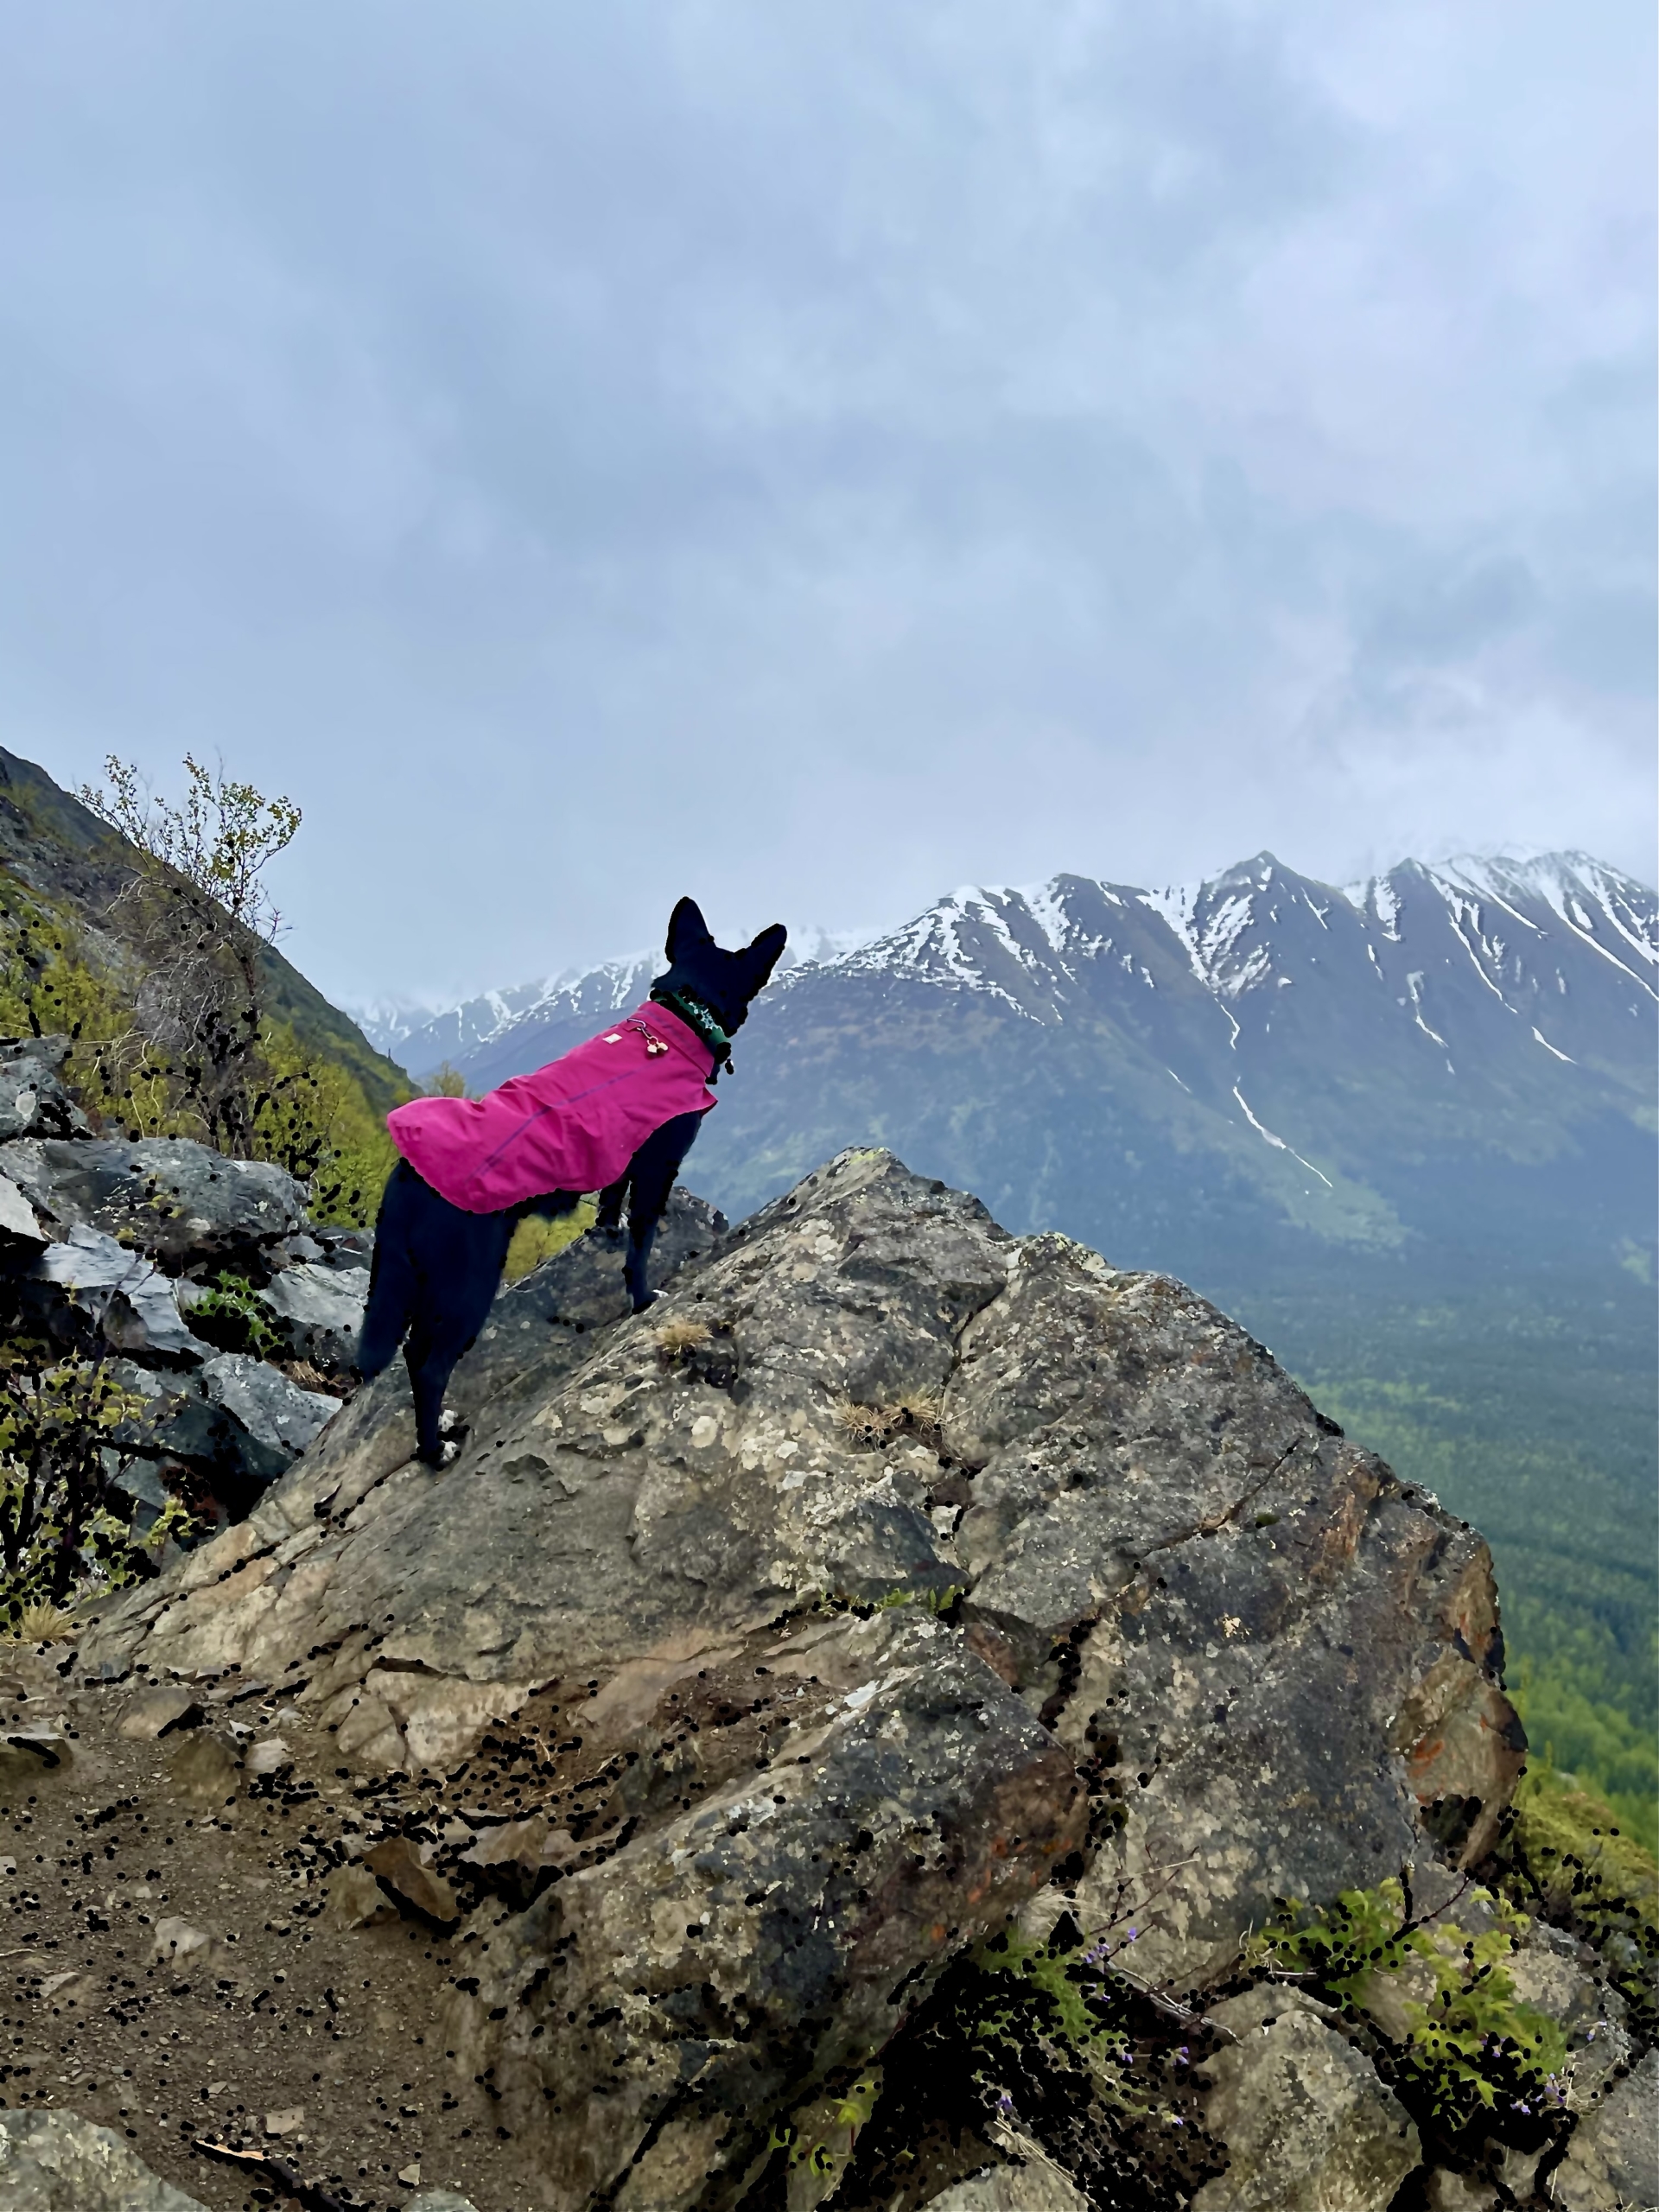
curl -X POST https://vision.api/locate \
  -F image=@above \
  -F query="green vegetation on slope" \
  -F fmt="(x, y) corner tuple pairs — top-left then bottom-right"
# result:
(1225, 1262), (1658, 1853)
(0, 747), (409, 1224)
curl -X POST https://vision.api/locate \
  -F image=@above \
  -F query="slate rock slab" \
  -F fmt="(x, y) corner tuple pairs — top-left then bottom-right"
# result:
(0, 1134), (307, 1263)
(200, 1351), (340, 1458)
(31, 1224), (206, 1359)
(78, 1147), (1529, 2206)
(257, 1259), (368, 1369)
(0, 2107), (207, 2210)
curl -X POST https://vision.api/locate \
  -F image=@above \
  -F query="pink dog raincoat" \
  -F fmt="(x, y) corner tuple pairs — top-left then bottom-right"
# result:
(385, 1001), (716, 1214)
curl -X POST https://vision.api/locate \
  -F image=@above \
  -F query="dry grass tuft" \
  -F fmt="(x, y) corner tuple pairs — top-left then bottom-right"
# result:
(656, 1318), (714, 1363)
(281, 1357), (345, 1397)
(4, 1600), (78, 1644)
(836, 1393), (944, 1450)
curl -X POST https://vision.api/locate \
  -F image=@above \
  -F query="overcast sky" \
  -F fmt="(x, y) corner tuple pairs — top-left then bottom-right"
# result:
(2, 3), (1653, 1007)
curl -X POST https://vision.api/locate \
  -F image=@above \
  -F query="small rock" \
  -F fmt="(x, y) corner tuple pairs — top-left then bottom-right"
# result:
(458, 1813), (578, 1875)
(258, 1262), (369, 1370)
(363, 1834), (460, 1924)
(200, 1353), (340, 1458)
(324, 1863), (398, 1929)
(205, 2081), (227, 2097)
(1192, 1986), (1422, 2212)
(38, 1970), (81, 1999)
(397, 2164), (423, 2188)
(0, 1727), (73, 1779)
(118, 1685), (202, 1740)
(1423, 2171), (1498, 2210)
(0, 1044), (89, 1141)
(167, 1727), (239, 1801)
(264, 2106), (304, 2139)
(0, 1167), (47, 1244)
(404, 2196), (480, 2212)
(151, 1916), (213, 1961)
(245, 1736), (291, 1776)
(930, 2147), (1091, 2212)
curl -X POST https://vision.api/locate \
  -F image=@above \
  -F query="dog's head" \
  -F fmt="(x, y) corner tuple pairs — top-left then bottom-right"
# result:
(654, 898), (787, 1036)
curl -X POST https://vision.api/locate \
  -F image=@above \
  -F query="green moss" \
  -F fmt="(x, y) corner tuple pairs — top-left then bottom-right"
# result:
(1494, 1767), (1658, 2039)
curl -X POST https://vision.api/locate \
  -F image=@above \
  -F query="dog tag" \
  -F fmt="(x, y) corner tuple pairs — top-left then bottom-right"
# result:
(602, 1033), (622, 1044)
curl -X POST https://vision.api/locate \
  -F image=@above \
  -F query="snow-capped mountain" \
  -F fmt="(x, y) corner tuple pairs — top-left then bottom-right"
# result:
(376, 926), (878, 1086)
(368, 847), (1653, 1287)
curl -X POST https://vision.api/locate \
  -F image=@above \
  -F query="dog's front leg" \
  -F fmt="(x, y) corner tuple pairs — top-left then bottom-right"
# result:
(619, 1109), (706, 1313)
(624, 1223), (659, 1313)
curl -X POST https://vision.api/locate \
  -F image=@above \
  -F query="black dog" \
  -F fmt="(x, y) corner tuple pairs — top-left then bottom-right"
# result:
(358, 898), (785, 1465)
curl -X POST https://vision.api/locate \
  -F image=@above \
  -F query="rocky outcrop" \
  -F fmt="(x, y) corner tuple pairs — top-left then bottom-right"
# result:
(2, 1132), (308, 1263)
(0, 1040), (370, 1520)
(76, 1147), (1542, 2209)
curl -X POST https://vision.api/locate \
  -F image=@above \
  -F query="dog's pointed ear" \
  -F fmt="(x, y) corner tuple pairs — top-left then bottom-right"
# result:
(740, 923), (788, 995)
(665, 897), (713, 961)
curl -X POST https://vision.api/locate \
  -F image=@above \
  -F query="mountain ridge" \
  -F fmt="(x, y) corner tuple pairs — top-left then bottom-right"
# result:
(380, 847), (1655, 1273)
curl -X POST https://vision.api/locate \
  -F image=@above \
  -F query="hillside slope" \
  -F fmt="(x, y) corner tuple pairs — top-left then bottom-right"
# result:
(0, 746), (407, 1116)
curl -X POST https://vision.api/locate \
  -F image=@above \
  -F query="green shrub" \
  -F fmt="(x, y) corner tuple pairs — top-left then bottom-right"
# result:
(1245, 1878), (1567, 2153)
(504, 1198), (595, 1283)
(187, 1271), (283, 1360)
(0, 1346), (186, 1619)
(829, 1921), (1220, 2211)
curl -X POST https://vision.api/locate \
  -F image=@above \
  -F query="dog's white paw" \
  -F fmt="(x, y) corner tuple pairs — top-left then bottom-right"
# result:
(437, 1408), (467, 1440)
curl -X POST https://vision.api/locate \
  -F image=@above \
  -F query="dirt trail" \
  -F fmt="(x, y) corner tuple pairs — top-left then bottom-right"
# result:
(0, 1640), (548, 2212)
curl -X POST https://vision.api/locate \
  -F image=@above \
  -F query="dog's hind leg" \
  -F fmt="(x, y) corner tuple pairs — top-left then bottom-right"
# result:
(404, 1242), (509, 1465)
(397, 1179), (519, 1466)
(356, 1160), (423, 1379)
(620, 1110), (705, 1313)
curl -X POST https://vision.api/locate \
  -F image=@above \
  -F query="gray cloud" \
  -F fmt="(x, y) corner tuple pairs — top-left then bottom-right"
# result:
(0, 0), (1651, 1005)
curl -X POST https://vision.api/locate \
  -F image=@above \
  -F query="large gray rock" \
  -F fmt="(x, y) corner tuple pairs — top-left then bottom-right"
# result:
(0, 1034), (91, 1140)
(1192, 1986), (1421, 2211)
(32, 1224), (207, 1358)
(79, 1150), (1523, 2206)
(200, 1350), (340, 1458)
(257, 1258), (368, 1368)
(0, 1133), (307, 1263)
(952, 1232), (1524, 1990)
(0, 2107), (207, 2210)
(1548, 2048), (1659, 2211)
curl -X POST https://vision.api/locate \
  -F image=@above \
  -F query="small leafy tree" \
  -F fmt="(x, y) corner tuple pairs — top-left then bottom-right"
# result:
(77, 753), (301, 1156)
(0, 1344), (166, 1618)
